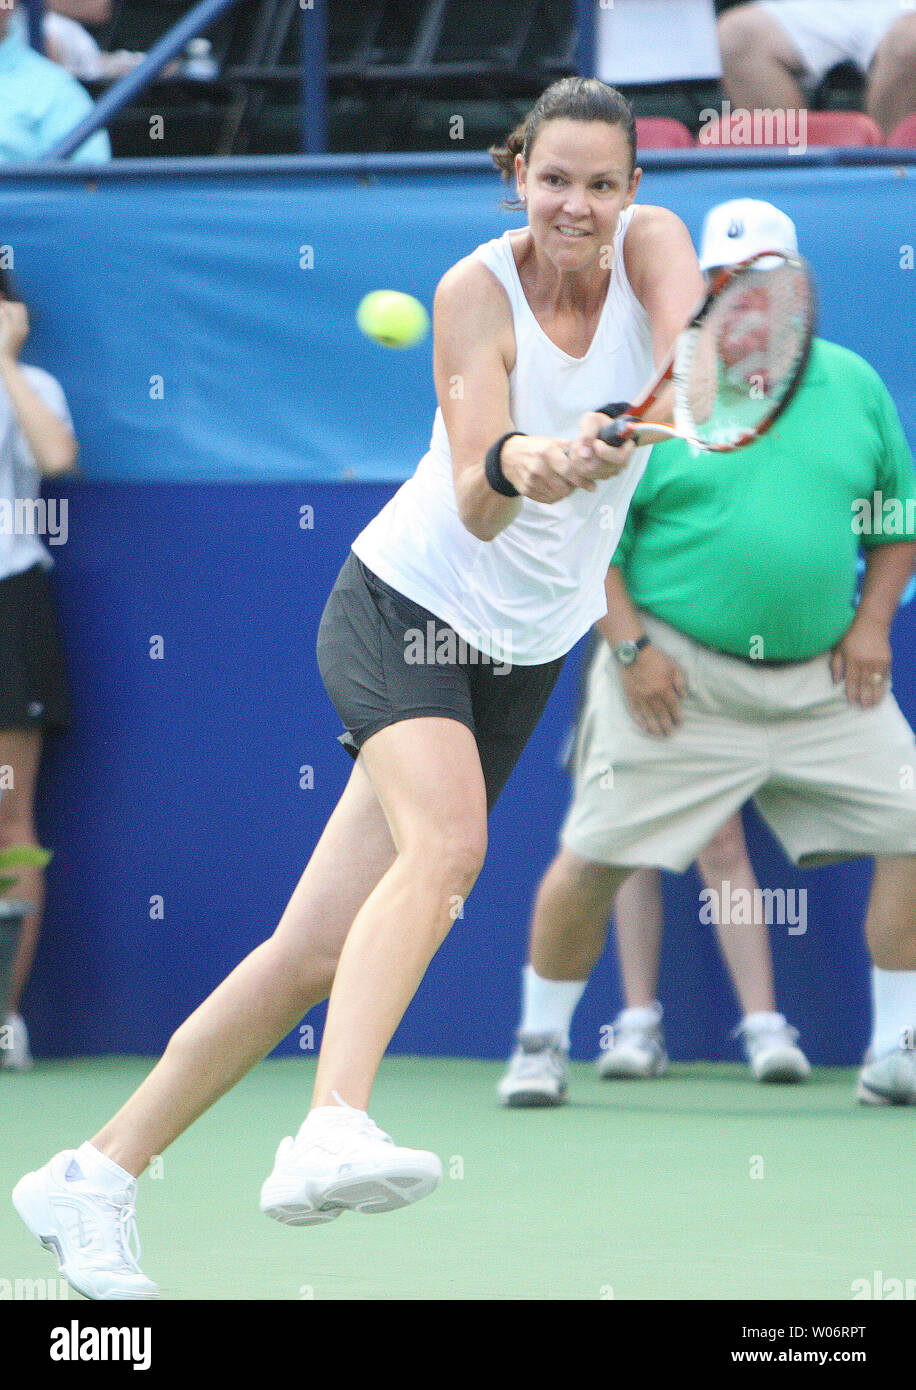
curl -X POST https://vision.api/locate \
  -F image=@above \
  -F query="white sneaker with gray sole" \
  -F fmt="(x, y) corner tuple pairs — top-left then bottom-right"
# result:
(596, 1005), (668, 1079)
(260, 1100), (442, 1225)
(736, 1014), (810, 1083)
(12, 1149), (159, 1300)
(1, 1012), (34, 1071)
(857, 1043), (916, 1105)
(497, 1031), (569, 1107)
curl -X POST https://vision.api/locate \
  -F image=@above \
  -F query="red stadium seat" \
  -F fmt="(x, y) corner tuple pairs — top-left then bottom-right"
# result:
(804, 111), (884, 146)
(700, 108), (884, 149)
(635, 117), (694, 150)
(888, 113), (916, 147)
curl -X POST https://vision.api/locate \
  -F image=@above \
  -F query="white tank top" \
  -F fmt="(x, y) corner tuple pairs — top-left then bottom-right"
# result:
(352, 206), (655, 665)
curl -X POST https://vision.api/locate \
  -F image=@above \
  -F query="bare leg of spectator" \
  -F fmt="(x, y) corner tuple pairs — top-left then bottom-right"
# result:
(528, 848), (631, 983)
(611, 866), (664, 1007)
(865, 855), (916, 970)
(610, 814), (777, 1016)
(717, 3), (809, 111)
(695, 813), (776, 1017)
(0, 729), (45, 1012)
(867, 16), (916, 137)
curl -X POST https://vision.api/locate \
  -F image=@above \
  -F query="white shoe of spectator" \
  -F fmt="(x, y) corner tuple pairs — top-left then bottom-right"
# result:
(1, 1012), (34, 1071)
(596, 1004), (669, 1079)
(857, 1042), (916, 1106)
(497, 1032), (569, 1106)
(737, 1012), (810, 1082)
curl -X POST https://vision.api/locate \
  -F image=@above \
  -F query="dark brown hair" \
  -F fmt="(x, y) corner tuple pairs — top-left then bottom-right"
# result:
(489, 78), (637, 207)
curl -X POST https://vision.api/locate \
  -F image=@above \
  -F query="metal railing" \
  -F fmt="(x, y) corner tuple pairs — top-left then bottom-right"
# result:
(21, 0), (45, 52)
(44, 0), (329, 159)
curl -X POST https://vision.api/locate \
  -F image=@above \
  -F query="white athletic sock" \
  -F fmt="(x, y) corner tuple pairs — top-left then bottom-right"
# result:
(741, 1011), (787, 1033)
(617, 1002), (663, 1028)
(870, 966), (916, 1057)
(299, 1094), (368, 1135)
(519, 964), (586, 1048)
(67, 1141), (136, 1192)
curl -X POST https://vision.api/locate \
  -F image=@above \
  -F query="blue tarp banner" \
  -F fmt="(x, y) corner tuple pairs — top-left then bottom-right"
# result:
(1, 154), (914, 480)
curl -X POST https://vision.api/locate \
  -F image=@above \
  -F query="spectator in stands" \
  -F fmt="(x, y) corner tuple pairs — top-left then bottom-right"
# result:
(498, 199), (916, 1110)
(718, 2), (916, 137)
(40, 9), (144, 82)
(0, 5), (111, 161)
(0, 268), (78, 1070)
(15, 2), (174, 84)
(50, 1), (112, 22)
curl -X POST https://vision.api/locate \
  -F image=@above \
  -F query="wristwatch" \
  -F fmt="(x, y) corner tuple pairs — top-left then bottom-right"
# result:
(613, 635), (651, 667)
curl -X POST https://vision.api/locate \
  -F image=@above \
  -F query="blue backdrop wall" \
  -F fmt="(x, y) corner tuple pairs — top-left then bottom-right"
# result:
(2, 152), (914, 481)
(1, 151), (914, 1064)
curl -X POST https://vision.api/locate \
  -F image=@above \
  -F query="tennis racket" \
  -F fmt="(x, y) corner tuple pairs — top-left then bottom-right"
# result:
(597, 250), (816, 452)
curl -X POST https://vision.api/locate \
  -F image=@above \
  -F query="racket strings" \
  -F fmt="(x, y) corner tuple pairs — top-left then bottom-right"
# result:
(674, 258), (813, 448)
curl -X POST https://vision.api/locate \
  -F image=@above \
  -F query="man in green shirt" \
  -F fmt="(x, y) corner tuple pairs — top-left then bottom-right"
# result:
(499, 200), (916, 1109)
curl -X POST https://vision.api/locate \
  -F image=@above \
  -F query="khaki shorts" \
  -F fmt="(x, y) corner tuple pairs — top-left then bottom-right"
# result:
(562, 612), (916, 872)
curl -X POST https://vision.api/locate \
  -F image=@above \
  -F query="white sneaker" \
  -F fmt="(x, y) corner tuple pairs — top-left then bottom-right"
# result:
(12, 1150), (159, 1300)
(1, 1012), (33, 1071)
(857, 1043), (916, 1105)
(736, 1013), (810, 1082)
(596, 1005), (668, 1079)
(497, 1031), (569, 1107)
(260, 1099), (443, 1226)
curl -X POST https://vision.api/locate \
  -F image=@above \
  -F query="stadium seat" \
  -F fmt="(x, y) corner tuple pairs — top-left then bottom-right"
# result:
(700, 107), (884, 148)
(804, 111), (884, 146)
(888, 113), (916, 147)
(635, 117), (694, 149)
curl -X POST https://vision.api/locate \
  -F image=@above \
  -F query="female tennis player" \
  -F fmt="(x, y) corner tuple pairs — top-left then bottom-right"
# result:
(13, 77), (704, 1298)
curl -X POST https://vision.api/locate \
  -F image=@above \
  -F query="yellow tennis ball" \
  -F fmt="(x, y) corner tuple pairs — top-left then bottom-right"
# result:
(357, 290), (429, 348)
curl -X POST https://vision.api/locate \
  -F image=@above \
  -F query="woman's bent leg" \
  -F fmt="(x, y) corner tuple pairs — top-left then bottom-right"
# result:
(311, 716), (488, 1111)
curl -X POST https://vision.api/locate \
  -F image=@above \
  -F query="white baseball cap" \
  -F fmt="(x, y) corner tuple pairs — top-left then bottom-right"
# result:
(698, 198), (798, 271)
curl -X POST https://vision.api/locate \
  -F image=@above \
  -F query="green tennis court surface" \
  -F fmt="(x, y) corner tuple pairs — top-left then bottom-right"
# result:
(2, 1056), (911, 1301)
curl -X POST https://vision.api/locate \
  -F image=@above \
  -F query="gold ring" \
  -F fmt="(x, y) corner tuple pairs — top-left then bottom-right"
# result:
(870, 671), (885, 684)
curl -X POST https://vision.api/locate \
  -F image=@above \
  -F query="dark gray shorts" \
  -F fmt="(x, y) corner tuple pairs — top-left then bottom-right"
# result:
(0, 563), (72, 734)
(316, 551), (564, 811)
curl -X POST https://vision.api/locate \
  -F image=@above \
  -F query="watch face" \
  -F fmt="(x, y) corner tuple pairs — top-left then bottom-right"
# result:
(615, 641), (637, 666)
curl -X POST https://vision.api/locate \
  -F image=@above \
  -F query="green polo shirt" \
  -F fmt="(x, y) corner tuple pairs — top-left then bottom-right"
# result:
(611, 339), (916, 660)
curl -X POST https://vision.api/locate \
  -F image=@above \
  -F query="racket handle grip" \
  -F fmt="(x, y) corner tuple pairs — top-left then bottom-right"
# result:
(595, 400), (633, 448)
(597, 417), (633, 447)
